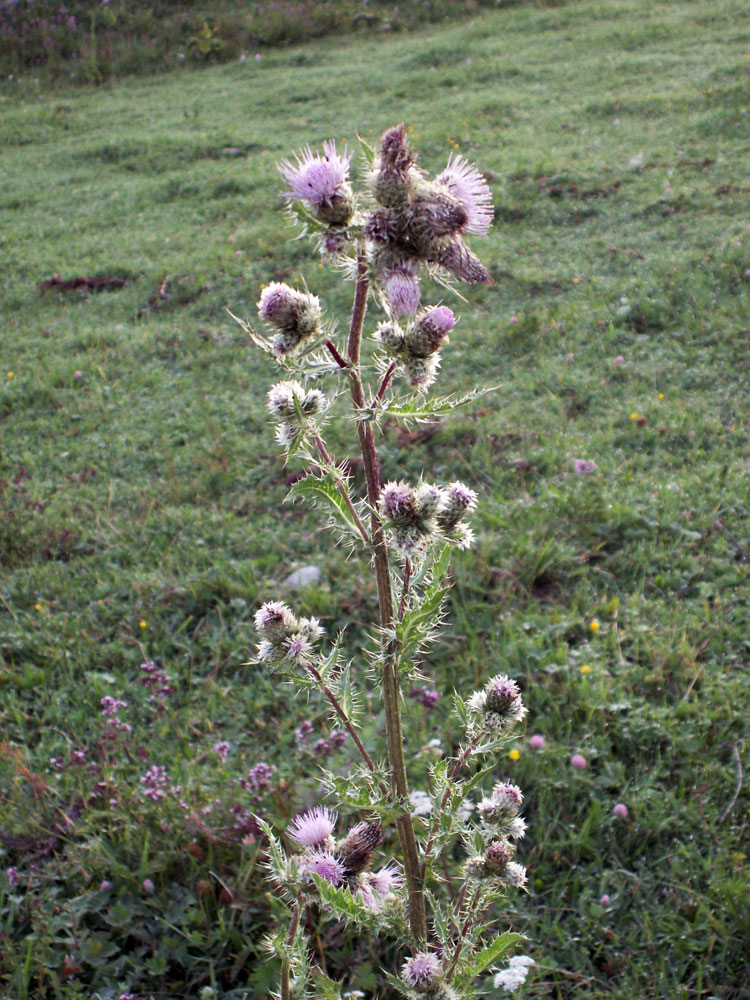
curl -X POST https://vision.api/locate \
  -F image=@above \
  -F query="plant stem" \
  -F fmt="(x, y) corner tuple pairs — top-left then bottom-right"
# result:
(313, 434), (370, 544)
(280, 900), (300, 1000)
(370, 360), (397, 408)
(346, 249), (427, 943)
(325, 339), (350, 370)
(444, 887), (480, 983)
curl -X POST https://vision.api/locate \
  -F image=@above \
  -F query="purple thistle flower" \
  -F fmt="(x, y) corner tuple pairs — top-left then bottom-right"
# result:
(288, 806), (337, 848)
(401, 952), (442, 988)
(380, 481), (415, 523)
(279, 141), (351, 207)
(436, 154), (494, 235)
(303, 849), (347, 886)
(384, 267), (421, 317)
(369, 861), (404, 896)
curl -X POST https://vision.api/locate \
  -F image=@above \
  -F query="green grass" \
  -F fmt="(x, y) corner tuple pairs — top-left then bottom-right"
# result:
(1, 0), (749, 997)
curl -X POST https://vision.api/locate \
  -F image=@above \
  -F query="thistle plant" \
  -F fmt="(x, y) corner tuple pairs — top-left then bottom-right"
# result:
(237, 124), (530, 999)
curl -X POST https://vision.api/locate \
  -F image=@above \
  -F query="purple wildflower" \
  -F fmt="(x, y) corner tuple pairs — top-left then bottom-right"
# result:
(302, 849), (347, 886)
(436, 154), (494, 235)
(140, 764), (169, 801)
(279, 141), (351, 208)
(384, 267), (421, 317)
(409, 686), (441, 709)
(401, 952), (442, 989)
(529, 734), (545, 750)
(295, 720), (314, 742)
(573, 458), (597, 474)
(369, 862), (404, 895)
(288, 806), (337, 848)
(6, 867), (19, 887)
(212, 741), (230, 763)
(330, 729), (347, 747)
(570, 753), (587, 770)
(243, 762), (272, 791)
(613, 802), (629, 818)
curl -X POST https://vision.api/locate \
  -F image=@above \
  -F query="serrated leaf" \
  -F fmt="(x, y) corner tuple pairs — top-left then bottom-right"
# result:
(312, 970), (344, 1000)
(463, 932), (525, 980)
(309, 874), (376, 928)
(286, 470), (364, 540)
(357, 132), (376, 165)
(384, 386), (499, 425)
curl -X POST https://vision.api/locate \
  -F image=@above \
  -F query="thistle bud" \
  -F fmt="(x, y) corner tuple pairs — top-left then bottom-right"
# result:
(438, 481), (477, 527)
(254, 601), (298, 639)
(266, 380), (306, 421)
(371, 124), (416, 209)
(380, 482), (417, 526)
(405, 355), (441, 392)
(384, 267), (421, 317)
(301, 388), (326, 416)
(405, 306), (456, 358)
(257, 283), (322, 355)
(435, 240), (491, 284)
(337, 821), (383, 875)
(485, 839), (514, 875)
(374, 321), (406, 354)
(414, 482), (444, 522)
(466, 674), (527, 734)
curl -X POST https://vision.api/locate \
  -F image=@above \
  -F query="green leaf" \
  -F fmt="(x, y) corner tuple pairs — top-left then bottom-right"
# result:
(312, 970), (344, 1000)
(285, 470), (364, 540)
(310, 874), (377, 929)
(465, 932), (525, 979)
(357, 131), (376, 165)
(384, 386), (499, 425)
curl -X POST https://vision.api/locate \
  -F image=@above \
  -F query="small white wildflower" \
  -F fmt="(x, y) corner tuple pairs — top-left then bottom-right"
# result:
(493, 955), (535, 992)
(409, 790), (432, 816)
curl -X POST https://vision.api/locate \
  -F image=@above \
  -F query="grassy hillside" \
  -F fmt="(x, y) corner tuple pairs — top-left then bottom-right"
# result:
(1, 0), (749, 997)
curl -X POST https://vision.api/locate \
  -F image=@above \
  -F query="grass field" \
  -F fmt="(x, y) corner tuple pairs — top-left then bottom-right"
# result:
(1, 0), (749, 997)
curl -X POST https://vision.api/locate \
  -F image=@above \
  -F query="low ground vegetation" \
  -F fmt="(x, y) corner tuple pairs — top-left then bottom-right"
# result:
(1, 0), (748, 997)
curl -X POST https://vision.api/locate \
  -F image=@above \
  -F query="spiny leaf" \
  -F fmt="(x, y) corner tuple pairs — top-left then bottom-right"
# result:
(460, 932), (525, 982)
(285, 470), (365, 540)
(384, 386), (500, 425)
(309, 873), (377, 928)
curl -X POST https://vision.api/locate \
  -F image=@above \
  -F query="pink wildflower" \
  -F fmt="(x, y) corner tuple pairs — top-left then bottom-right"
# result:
(142, 878), (155, 894)
(529, 734), (545, 750)
(570, 753), (587, 770)
(436, 154), (494, 235)
(303, 849), (347, 886)
(279, 141), (351, 208)
(370, 862), (404, 896)
(600, 893), (611, 906)
(573, 459), (597, 475)
(613, 803), (629, 819)
(288, 806), (337, 848)
(384, 267), (421, 316)
(401, 952), (442, 988)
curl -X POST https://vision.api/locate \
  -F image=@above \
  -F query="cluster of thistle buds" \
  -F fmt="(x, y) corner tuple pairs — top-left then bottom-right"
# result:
(375, 303), (456, 390)
(379, 479), (478, 560)
(464, 780), (527, 890)
(367, 124), (492, 316)
(266, 379), (327, 448)
(286, 807), (405, 912)
(254, 600), (324, 669)
(466, 673), (528, 735)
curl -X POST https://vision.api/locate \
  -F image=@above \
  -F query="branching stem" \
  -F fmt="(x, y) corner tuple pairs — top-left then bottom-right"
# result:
(325, 339), (350, 370)
(444, 886), (480, 983)
(420, 736), (480, 880)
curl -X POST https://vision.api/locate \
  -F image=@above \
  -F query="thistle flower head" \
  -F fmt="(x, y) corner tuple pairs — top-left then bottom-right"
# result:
(503, 861), (528, 888)
(380, 482), (416, 525)
(374, 320), (406, 354)
(384, 267), (421, 317)
(254, 601), (297, 638)
(369, 861), (404, 896)
(302, 849), (347, 886)
(405, 354), (442, 392)
(288, 806), (337, 848)
(379, 124), (415, 175)
(436, 154), (494, 235)
(279, 141), (354, 225)
(266, 380), (306, 420)
(485, 839), (514, 874)
(467, 674), (527, 733)
(414, 481), (444, 521)
(337, 821), (383, 874)
(438, 481), (477, 527)
(401, 952), (442, 990)
(257, 283), (322, 355)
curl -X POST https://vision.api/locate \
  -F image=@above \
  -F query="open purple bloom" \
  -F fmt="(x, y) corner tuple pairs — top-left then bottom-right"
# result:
(401, 952), (442, 988)
(369, 861), (404, 896)
(279, 141), (352, 208)
(436, 154), (493, 235)
(288, 806), (337, 848)
(303, 849), (347, 886)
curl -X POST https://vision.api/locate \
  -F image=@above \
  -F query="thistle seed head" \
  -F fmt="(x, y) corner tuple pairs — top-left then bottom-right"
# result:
(401, 952), (442, 990)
